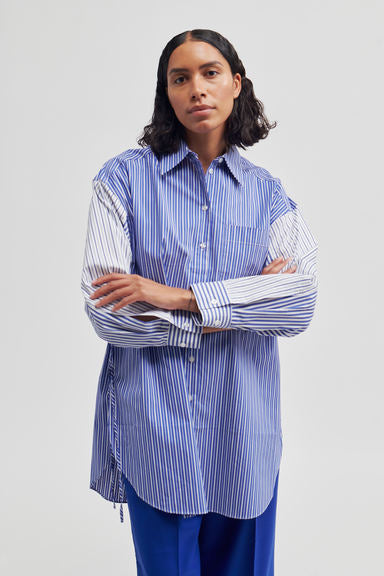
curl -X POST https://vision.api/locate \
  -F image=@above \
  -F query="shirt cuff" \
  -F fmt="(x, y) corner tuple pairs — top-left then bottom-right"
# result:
(189, 280), (232, 328)
(165, 310), (202, 349)
(167, 323), (203, 349)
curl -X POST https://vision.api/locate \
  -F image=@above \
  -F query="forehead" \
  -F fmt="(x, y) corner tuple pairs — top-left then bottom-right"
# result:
(167, 41), (228, 74)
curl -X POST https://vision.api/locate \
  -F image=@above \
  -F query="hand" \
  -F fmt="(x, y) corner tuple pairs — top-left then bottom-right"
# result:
(90, 273), (187, 312)
(261, 256), (297, 275)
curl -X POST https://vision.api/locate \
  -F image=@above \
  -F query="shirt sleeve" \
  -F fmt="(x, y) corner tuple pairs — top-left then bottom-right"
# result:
(189, 179), (318, 337)
(81, 162), (202, 349)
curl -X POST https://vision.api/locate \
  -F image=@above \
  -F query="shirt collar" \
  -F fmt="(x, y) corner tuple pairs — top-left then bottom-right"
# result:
(159, 137), (244, 186)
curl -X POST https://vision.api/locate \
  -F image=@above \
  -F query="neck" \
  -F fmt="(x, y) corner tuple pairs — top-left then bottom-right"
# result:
(184, 128), (228, 170)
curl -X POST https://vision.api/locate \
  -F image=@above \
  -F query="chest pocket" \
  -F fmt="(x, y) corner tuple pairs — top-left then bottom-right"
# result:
(217, 223), (269, 278)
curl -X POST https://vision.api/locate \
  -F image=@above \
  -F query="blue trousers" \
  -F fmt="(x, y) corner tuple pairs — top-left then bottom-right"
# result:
(122, 472), (279, 576)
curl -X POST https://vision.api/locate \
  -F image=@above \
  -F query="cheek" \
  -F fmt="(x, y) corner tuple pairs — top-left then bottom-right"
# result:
(168, 95), (185, 119)
(216, 83), (236, 113)
(220, 95), (235, 117)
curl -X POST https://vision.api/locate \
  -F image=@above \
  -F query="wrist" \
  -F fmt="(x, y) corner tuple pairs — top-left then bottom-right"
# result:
(179, 288), (199, 313)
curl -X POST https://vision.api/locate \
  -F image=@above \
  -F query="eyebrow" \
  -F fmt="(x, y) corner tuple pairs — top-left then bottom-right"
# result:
(168, 60), (224, 76)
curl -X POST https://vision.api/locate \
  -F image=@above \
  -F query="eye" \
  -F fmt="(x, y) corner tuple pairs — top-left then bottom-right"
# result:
(173, 70), (218, 85)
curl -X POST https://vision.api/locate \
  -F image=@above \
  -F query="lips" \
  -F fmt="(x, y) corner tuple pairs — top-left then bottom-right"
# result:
(189, 105), (214, 113)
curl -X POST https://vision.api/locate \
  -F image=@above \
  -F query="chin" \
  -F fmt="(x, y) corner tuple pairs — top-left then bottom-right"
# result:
(186, 122), (217, 134)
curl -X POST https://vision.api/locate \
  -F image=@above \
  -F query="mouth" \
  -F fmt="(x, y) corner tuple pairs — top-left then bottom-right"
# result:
(189, 105), (214, 114)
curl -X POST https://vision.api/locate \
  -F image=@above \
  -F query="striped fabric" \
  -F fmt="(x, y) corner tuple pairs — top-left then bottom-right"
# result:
(81, 137), (318, 523)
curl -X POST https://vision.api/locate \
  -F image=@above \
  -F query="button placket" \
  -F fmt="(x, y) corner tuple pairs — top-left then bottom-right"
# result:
(191, 169), (210, 279)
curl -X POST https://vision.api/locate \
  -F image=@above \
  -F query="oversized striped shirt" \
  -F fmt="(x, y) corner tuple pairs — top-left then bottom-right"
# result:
(81, 137), (318, 523)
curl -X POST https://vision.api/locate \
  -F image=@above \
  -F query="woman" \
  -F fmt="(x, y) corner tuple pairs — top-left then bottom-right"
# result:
(81, 28), (318, 576)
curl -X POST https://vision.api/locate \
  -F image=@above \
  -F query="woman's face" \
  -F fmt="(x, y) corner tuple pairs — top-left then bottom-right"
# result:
(166, 40), (241, 139)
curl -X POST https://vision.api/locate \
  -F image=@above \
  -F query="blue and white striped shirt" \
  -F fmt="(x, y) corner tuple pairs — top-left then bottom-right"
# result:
(81, 137), (318, 523)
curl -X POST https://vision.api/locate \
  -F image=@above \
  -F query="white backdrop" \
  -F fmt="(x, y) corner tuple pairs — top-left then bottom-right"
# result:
(1, 1), (383, 574)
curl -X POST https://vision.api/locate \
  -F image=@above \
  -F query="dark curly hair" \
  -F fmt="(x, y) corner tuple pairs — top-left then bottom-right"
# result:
(137, 29), (277, 159)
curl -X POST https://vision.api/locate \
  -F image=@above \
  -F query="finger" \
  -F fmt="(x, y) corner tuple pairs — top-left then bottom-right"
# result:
(261, 262), (280, 275)
(263, 257), (292, 274)
(275, 262), (296, 274)
(269, 261), (289, 273)
(112, 295), (136, 311)
(92, 273), (128, 286)
(269, 256), (291, 268)
(91, 278), (130, 299)
(262, 256), (285, 271)
(283, 265), (297, 274)
(94, 287), (133, 308)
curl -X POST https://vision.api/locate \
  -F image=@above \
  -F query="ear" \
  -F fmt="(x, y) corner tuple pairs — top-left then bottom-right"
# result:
(233, 73), (242, 99)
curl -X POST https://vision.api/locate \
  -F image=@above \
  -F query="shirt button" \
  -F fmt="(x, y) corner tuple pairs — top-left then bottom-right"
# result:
(199, 242), (206, 249)
(202, 204), (208, 211)
(208, 168), (214, 174)
(189, 356), (195, 363)
(189, 394), (193, 402)
(211, 299), (218, 306)
(218, 158), (223, 163)
(179, 341), (186, 347)
(182, 321), (189, 329)
(213, 320), (221, 327)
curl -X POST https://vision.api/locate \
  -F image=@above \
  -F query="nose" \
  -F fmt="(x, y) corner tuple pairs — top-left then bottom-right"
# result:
(190, 74), (206, 100)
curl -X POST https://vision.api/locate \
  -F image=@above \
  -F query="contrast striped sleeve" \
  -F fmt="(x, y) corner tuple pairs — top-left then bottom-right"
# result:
(190, 180), (318, 337)
(81, 176), (202, 349)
